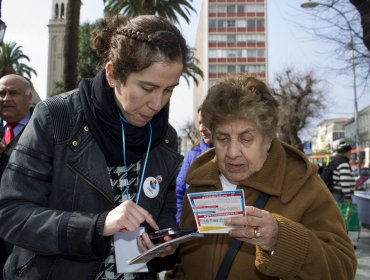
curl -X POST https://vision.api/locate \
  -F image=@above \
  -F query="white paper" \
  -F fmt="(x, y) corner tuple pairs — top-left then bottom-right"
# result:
(113, 227), (148, 273)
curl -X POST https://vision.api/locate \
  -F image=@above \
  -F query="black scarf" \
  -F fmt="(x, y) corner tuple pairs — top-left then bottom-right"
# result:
(79, 71), (169, 166)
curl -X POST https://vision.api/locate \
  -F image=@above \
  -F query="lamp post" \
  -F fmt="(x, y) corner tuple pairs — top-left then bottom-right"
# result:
(301, 0), (361, 172)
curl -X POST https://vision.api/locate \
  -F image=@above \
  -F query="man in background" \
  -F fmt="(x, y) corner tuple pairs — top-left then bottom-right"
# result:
(331, 141), (356, 201)
(0, 74), (33, 278)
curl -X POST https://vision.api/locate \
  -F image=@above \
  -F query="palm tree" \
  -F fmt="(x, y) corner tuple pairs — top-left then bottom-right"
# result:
(102, 0), (203, 85)
(103, 0), (195, 25)
(63, 0), (81, 91)
(0, 41), (37, 79)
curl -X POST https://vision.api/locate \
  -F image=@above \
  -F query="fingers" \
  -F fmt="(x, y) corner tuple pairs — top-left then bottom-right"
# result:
(137, 207), (159, 232)
(103, 200), (158, 236)
(227, 207), (278, 252)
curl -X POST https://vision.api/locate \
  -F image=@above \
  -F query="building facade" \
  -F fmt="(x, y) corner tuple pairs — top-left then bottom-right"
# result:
(193, 0), (267, 122)
(311, 118), (349, 153)
(46, 0), (68, 96)
(344, 105), (370, 149)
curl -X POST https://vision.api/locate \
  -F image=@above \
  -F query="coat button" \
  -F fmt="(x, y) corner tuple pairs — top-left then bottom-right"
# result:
(84, 126), (89, 132)
(72, 140), (78, 146)
(165, 139), (169, 144)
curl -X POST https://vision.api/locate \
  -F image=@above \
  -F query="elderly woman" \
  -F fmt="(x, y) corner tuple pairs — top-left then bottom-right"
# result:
(166, 75), (357, 279)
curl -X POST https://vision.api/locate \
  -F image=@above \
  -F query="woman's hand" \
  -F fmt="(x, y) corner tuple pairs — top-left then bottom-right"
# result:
(226, 206), (278, 252)
(103, 200), (159, 236)
(137, 233), (178, 257)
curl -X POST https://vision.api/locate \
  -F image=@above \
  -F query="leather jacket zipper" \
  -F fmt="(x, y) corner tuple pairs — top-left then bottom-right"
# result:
(17, 256), (35, 276)
(67, 164), (115, 207)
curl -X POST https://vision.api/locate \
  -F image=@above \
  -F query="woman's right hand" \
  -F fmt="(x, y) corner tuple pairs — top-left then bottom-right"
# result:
(103, 200), (159, 236)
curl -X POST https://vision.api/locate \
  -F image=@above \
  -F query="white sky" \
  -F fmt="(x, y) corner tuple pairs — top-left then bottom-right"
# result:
(2, 0), (368, 139)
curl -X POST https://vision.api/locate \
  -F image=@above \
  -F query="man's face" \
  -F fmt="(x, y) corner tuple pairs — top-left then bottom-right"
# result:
(0, 76), (32, 123)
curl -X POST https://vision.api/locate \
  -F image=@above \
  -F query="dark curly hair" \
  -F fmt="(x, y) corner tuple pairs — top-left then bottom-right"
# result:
(91, 15), (190, 83)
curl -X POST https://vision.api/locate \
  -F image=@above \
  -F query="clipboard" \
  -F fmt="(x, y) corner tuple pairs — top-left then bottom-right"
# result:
(128, 232), (204, 265)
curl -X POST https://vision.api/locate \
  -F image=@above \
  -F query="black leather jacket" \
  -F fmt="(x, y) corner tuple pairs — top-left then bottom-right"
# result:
(0, 91), (182, 279)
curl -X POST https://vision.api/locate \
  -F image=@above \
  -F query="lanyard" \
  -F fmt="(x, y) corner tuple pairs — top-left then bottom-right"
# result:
(119, 114), (152, 204)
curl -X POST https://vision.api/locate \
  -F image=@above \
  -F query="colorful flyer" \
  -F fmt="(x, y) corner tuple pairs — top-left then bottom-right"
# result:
(187, 189), (246, 233)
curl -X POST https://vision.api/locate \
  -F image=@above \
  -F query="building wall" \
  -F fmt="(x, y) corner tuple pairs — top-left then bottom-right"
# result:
(193, 0), (267, 126)
(344, 105), (370, 149)
(312, 118), (348, 153)
(312, 106), (370, 154)
(46, 0), (68, 96)
(193, 0), (209, 123)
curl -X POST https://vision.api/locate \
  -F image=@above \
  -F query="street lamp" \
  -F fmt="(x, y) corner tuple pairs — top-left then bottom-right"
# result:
(301, 0), (361, 172)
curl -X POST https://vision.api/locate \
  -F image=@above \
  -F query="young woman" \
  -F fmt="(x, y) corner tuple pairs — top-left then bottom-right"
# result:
(0, 15), (190, 280)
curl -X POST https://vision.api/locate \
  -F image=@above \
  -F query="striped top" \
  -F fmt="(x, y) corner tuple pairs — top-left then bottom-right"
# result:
(332, 162), (356, 195)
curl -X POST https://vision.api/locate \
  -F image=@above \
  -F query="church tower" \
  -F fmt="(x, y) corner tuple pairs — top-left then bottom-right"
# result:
(46, 0), (68, 96)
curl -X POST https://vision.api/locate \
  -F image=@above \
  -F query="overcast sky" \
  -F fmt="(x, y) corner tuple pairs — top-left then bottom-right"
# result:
(2, 0), (368, 139)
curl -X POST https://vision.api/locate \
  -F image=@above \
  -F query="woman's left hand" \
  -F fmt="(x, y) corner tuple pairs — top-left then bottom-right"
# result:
(137, 232), (178, 257)
(226, 206), (278, 252)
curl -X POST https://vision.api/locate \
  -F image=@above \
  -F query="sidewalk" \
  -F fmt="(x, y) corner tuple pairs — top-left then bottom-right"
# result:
(349, 226), (370, 280)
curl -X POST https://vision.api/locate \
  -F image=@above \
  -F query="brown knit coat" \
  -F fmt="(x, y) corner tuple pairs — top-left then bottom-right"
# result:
(166, 139), (357, 280)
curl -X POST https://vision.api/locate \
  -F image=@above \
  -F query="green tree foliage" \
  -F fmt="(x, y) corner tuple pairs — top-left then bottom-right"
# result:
(0, 41), (37, 80)
(271, 68), (326, 147)
(102, 0), (203, 85)
(103, 0), (195, 25)
(77, 21), (101, 81)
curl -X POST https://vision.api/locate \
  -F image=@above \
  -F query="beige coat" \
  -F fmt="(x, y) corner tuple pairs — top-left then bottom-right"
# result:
(166, 139), (357, 280)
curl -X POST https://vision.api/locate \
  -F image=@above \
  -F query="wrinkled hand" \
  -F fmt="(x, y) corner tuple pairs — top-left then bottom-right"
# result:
(137, 232), (178, 257)
(226, 206), (278, 252)
(103, 200), (159, 236)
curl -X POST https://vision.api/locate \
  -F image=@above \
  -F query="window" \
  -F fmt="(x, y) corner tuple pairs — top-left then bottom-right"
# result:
(227, 65), (236, 73)
(257, 49), (265, 57)
(209, 5), (217, 13)
(256, 4), (264, 12)
(227, 34), (236, 43)
(209, 66), (218, 74)
(208, 50), (217, 58)
(218, 5), (227, 13)
(227, 20), (236, 28)
(227, 5), (236, 13)
(237, 5), (245, 13)
(247, 19), (256, 28)
(209, 20), (217, 28)
(61, 3), (65, 19)
(236, 20), (247, 28)
(218, 20), (227, 28)
(247, 50), (257, 58)
(227, 50), (237, 58)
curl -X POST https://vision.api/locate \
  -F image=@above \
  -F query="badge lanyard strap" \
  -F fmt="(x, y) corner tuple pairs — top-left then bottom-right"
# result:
(119, 114), (152, 205)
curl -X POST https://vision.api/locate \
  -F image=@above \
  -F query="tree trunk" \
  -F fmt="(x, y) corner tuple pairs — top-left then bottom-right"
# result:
(63, 0), (81, 91)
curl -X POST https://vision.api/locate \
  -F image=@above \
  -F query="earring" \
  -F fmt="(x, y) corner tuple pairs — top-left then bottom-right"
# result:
(110, 83), (115, 87)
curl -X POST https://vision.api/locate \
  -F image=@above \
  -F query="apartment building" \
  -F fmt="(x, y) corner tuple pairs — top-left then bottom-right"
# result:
(193, 0), (267, 122)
